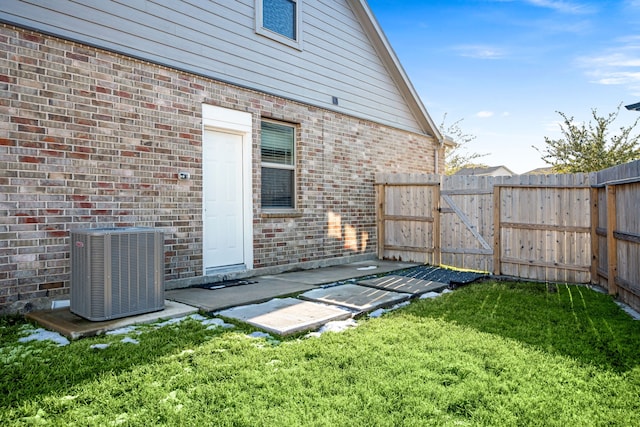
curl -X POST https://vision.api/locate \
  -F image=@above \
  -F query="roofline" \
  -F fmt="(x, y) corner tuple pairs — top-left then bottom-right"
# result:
(349, 0), (442, 141)
(625, 102), (640, 111)
(442, 135), (457, 148)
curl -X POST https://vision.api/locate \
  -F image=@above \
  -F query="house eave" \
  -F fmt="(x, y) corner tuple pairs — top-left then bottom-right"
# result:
(625, 102), (640, 112)
(348, 0), (442, 141)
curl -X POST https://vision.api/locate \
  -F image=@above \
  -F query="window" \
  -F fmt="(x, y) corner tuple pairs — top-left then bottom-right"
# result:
(261, 120), (295, 209)
(264, 0), (296, 39)
(255, 0), (302, 49)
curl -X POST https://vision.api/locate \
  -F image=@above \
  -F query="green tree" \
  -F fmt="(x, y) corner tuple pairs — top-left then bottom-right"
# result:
(440, 114), (488, 175)
(535, 105), (640, 173)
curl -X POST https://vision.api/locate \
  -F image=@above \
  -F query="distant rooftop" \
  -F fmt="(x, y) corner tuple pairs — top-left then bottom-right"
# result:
(524, 166), (554, 175)
(625, 102), (640, 111)
(454, 165), (515, 176)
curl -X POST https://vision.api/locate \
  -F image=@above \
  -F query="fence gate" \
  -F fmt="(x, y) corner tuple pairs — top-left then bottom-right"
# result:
(375, 175), (440, 264)
(439, 175), (495, 272)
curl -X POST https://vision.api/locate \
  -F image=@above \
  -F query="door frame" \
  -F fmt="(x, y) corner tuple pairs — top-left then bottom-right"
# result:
(201, 104), (253, 274)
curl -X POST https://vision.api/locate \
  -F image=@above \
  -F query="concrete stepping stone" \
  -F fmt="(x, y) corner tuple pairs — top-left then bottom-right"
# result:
(216, 297), (352, 336)
(358, 275), (448, 295)
(300, 284), (412, 314)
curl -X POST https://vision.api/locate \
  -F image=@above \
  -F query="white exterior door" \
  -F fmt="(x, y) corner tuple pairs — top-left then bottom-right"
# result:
(203, 130), (245, 271)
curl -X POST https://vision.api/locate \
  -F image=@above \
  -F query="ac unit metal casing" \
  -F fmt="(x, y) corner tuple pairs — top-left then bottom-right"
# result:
(70, 227), (164, 321)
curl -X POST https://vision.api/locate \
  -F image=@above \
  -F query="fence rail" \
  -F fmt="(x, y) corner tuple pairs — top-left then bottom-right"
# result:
(376, 160), (640, 313)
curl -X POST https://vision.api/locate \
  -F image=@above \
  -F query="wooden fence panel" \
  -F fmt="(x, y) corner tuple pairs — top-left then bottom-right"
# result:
(497, 184), (591, 283)
(612, 182), (640, 309)
(594, 160), (640, 311)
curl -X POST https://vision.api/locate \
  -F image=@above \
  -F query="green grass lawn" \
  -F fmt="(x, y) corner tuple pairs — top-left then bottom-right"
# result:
(2, 281), (640, 426)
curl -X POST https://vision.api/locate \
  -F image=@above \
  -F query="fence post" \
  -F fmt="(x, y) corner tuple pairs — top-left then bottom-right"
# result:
(492, 185), (501, 275)
(606, 185), (618, 295)
(432, 183), (441, 266)
(589, 187), (599, 284)
(376, 183), (385, 259)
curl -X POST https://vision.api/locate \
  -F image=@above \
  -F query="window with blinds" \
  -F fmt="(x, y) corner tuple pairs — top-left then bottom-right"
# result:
(261, 121), (295, 208)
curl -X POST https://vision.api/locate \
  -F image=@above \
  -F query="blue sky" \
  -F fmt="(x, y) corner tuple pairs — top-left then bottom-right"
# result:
(367, 0), (640, 173)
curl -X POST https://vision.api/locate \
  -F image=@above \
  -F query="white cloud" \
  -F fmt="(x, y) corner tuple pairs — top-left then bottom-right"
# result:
(523, 0), (596, 14)
(502, 112), (511, 117)
(592, 71), (640, 86)
(577, 37), (640, 94)
(581, 53), (640, 68)
(453, 45), (506, 59)
(476, 111), (495, 118)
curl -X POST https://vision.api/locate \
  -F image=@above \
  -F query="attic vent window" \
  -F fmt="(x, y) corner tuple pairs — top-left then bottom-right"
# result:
(256, 0), (302, 50)
(264, 0), (296, 40)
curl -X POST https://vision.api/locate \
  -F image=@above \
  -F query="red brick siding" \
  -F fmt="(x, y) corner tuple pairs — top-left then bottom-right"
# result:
(0, 24), (441, 313)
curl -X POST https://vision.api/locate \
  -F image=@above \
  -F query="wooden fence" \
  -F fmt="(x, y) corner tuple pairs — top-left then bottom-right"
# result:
(376, 160), (640, 312)
(592, 161), (640, 311)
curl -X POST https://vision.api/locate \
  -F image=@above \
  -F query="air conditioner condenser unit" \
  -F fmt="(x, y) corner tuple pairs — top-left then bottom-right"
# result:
(70, 227), (165, 321)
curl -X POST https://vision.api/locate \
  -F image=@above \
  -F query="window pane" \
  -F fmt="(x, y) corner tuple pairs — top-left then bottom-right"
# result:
(263, 0), (296, 40)
(261, 167), (294, 208)
(261, 121), (294, 165)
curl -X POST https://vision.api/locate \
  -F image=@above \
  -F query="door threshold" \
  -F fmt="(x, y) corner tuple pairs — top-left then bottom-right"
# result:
(205, 264), (246, 276)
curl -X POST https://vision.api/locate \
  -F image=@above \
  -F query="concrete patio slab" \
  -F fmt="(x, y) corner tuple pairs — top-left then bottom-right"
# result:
(259, 260), (418, 286)
(166, 278), (318, 312)
(216, 297), (352, 336)
(299, 284), (412, 314)
(25, 300), (198, 340)
(358, 275), (449, 295)
(166, 260), (418, 312)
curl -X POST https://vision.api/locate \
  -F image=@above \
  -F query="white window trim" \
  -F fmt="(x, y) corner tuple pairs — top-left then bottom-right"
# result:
(255, 0), (303, 51)
(261, 119), (297, 211)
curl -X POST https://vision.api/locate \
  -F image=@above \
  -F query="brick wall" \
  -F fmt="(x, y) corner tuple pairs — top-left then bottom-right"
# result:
(0, 24), (441, 314)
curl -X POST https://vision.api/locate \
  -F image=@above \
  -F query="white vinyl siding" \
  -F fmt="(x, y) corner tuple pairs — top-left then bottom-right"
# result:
(0, 0), (425, 134)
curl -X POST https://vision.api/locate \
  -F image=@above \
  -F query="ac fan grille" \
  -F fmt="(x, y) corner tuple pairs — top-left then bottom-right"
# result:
(70, 228), (164, 321)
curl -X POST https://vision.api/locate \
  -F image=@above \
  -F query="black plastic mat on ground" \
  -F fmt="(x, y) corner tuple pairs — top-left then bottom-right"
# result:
(193, 279), (259, 290)
(392, 265), (488, 287)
